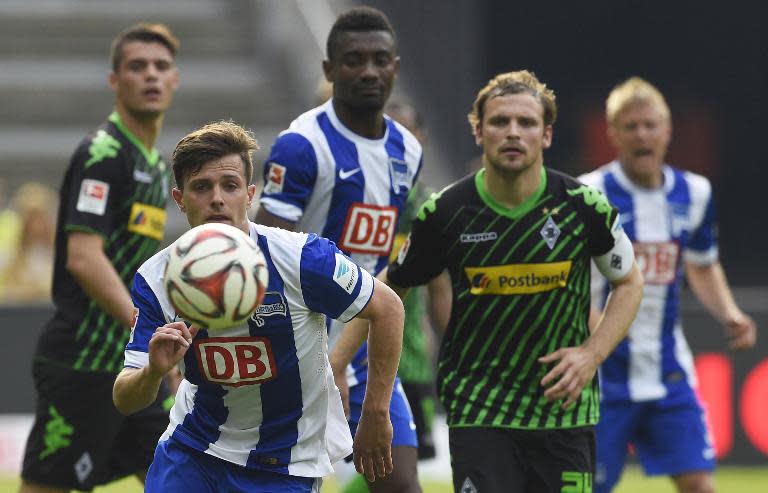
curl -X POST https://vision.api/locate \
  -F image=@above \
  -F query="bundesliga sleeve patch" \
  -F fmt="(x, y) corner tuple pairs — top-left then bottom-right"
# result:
(263, 162), (286, 195)
(333, 253), (358, 294)
(76, 179), (110, 215)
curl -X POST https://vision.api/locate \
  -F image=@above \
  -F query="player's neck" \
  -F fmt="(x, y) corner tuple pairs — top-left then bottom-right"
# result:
(619, 160), (664, 189)
(332, 99), (386, 139)
(113, 105), (163, 151)
(483, 161), (543, 209)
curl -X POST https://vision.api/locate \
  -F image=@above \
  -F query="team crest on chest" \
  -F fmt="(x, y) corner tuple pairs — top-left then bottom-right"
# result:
(388, 157), (411, 195)
(540, 215), (561, 250)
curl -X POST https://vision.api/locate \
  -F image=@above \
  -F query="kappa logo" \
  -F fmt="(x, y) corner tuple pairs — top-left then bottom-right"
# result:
(333, 253), (358, 294)
(339, 203), (398, 254)
(460, 232), (498, 243)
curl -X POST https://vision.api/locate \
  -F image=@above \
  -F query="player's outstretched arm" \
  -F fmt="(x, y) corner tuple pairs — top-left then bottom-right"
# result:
(685, 261), (757, 350)
(349, 276), (405, 482)
(541, 263), (643, 408)
(113, 322), (197, 415)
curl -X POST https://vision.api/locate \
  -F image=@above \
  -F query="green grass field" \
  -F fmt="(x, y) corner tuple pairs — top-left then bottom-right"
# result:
(3, 466), (768, 492)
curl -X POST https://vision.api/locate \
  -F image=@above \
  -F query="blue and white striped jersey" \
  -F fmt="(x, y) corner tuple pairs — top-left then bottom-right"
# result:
(124, 222), (374, 477)
(580, 161), (718, 403)
(259, 99), (422, 385)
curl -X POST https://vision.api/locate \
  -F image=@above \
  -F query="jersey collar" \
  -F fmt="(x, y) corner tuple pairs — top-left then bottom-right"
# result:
(610, 160), (675, 194)
(474, 166), (547, 219)
(108, 112), (161, 167)
(323, 98), (390, 147)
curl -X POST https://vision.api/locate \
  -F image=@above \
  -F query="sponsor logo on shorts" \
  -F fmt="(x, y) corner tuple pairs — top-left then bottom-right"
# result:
(76, 179), (110, 215)
(195, 337), (277, 386)
(464, 261), (572, 295)
(39, 405), (74, 460)
(127, 202), (166, 240)
(339, 203), (398, 255)
(263, 162), (286, 194)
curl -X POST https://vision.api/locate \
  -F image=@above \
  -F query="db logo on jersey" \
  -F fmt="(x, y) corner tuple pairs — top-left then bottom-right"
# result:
(634, 241), (679, 285)
(339, 203), (398, 255)
(195, 337), (277, 387)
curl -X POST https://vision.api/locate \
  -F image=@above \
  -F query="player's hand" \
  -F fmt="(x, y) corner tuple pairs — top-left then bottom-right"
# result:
(539, 346), (599, 409)
(353, 409), (393, 482)
(725, 312), (757, 350)
(148, 322), (198, 377)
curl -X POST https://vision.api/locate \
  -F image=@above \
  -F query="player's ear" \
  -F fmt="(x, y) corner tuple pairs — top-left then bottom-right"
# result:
(322, 59), (333, 83)
(542, 125), (553, 149)
(108, 71), (118, 92)
(172, 187), (184, 212)
(474, 124), (483, 147)
(246, 184), (257, 207)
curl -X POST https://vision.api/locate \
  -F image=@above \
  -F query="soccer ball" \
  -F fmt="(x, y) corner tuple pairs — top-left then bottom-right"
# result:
(164, 223), (269, 331)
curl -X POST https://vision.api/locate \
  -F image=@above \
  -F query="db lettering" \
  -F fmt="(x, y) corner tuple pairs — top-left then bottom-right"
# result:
(339, 203), (398, 255)
(634, 242), (679, 285)
(195, 337), (277, 386)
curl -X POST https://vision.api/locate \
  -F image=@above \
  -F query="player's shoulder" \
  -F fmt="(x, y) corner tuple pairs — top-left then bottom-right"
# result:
(576, 161), (615, 191)
(252, 221), (308, 248)
(384, 116), (423, 160)
(136, 245), (171, 285)
(415, 172), (474, 222)
(71, 117), (126, 168)
(667, 164), (712, 199)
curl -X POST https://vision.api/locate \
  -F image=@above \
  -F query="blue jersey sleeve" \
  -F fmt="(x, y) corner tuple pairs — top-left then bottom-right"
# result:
(688, 194), (717, 252)
(299, 234), (374, 322)
(124, 272), (167, 368)
(259, 132), (318, 222)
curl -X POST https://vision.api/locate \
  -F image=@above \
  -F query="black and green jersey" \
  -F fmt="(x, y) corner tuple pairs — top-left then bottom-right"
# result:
(36, 112), (170, 373)
(388, 167), (619, 430)
(390, 183), (434, 384)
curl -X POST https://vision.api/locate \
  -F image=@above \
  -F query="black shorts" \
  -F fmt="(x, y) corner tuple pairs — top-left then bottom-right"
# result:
(449, 426), (595, 493)
(401, 381), (436, 459)
(21, 361), (170, 491)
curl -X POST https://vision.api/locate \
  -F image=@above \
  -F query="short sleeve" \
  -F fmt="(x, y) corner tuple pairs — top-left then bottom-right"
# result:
(387, 193), (448, 287)
(63, 133), (128, 238)
(685, 186), (718, 265)
(124, 272), (167, 368)
(573, 185), (621, 258)
(298, 234), (374, 322)
(259, 132), (319, 223)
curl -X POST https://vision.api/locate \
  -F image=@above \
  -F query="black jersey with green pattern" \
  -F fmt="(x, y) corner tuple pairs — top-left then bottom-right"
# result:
(388, 167), (619, 430)
(390, 183), (434, 383)
(36, 112), (170, 373)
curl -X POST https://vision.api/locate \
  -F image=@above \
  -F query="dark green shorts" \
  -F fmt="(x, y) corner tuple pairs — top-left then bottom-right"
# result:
(449, 425), (595, 493)
(21, 361), (170, 491)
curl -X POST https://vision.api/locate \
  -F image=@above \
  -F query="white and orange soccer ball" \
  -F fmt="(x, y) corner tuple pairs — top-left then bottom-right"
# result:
(164, 223), (269, 331)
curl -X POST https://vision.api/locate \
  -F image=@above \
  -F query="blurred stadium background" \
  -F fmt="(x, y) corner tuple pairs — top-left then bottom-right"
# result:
(0, 0), (765, 491)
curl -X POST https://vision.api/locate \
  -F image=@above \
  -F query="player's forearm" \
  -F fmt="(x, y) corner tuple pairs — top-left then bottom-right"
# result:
(113, 366), (164, 415)
(362, 283), (404, 415)
(67, 248), (134, 327)
(586, 263), (643, 363)
(685, 262), (743, 323)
